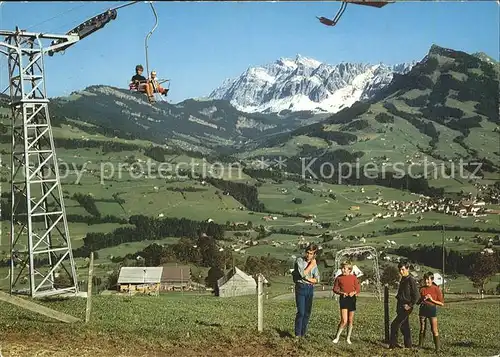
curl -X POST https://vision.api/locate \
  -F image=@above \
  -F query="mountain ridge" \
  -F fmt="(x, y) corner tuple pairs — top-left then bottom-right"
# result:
(208, 54), (417, 114)
(235, 44), (499, 181)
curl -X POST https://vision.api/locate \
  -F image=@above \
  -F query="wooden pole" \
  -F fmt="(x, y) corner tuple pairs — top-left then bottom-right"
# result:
(0, 291), (80, 323)
(85, 251), (94, 323)
(442, 225), (446, 297)
(257, 274), (263, 332)
(384, 284), (390, 343)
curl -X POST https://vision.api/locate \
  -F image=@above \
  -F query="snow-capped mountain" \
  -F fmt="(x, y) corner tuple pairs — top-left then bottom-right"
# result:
(208, 54), (416, 114)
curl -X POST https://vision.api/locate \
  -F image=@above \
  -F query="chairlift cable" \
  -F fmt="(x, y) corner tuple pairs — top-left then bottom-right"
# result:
(80, 1), (138, 25)
(25, 2), (89, 31)
(48, 1), (137, 35)
(110, 1), (141, 11)
(41, 1), (120, 33)
(46, 1), (122, 34)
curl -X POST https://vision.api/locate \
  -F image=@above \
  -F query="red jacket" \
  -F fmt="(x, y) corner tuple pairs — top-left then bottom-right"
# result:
(419, 284), (443, 306)
(333, 274), (361, 295)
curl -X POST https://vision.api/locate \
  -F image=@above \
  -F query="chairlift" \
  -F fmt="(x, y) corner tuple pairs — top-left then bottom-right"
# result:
(129, 1), (170, 103)
(317, 1), (392, 27)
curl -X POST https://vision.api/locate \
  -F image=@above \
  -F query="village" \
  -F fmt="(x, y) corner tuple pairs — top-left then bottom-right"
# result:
(214, 191), (498, 265)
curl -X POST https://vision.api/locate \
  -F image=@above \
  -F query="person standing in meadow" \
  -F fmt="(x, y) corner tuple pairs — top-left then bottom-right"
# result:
(389, 261), (419, 349)
(332, 262), (361, 344)
(418, 272), (444, 352)
(292, 244), (320, 339)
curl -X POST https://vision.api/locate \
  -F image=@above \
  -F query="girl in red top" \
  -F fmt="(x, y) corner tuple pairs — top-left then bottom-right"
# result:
(332, 262), (361, 344)
(418, 272), (444, 352)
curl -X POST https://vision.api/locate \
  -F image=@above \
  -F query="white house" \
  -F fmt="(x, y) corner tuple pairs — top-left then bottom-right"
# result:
(217, 267), (257, 298)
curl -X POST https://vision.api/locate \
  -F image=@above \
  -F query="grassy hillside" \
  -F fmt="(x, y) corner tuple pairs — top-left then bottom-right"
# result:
(0, 45), (499, 357)
(0, 294), (499, 356)
(46, 87), (324, 154)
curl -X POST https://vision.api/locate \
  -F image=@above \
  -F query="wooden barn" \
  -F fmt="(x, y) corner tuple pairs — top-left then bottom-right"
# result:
(117, 267), (162, 295)
(161, 265), (192, 291)
(217, 267), (256, 297)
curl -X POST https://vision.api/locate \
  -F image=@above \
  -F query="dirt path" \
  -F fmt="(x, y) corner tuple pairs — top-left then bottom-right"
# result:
(0, 331), (323, 357)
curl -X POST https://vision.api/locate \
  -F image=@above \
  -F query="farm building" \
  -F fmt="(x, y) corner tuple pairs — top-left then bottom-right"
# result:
(161, 265), (191, 291)
(217, 267), (256, 297)
(117, 267), (162, 294)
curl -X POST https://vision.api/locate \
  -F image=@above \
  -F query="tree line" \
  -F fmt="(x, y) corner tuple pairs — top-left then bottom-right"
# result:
(0, 196), (127, 225)
(392, 245), (499, 292)
(384, 225), (500, 236)
(108, 238), (288, 291)
(392, 245), (499, 276)
(74, 215), (226, 257)
(206, 177), (266, 212)
(72, 193), (101, 217)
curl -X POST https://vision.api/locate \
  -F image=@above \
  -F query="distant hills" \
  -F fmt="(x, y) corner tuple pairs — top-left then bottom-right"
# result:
(45, 86), (300, 154)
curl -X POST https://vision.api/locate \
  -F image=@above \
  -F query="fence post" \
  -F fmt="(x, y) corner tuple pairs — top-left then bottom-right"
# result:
(384, 284), (389, 343)
(257, 274), (263, 332)
(85, 251), (94, 324)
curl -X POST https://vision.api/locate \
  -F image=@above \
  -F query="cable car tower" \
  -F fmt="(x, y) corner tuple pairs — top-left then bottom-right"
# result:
(1, 28), (80, 298)
(1, 1), (149, 298)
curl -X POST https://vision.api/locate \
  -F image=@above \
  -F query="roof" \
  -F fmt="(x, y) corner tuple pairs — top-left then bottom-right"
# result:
(117, 267), (163, 284)
(217, 267), (256, 287)
(334, 265), (364, 278)
(460, 200), (474, 207)
(161, 265), (191, 282)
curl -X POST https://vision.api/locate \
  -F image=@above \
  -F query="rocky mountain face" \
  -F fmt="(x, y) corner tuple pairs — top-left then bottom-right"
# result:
(208, 54), (416, 114)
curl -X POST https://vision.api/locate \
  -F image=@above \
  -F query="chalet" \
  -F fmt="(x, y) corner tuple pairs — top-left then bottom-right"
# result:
(217, 267), (256, 297)
(117, 267), (162, 294)
(161, 265), (192, 291)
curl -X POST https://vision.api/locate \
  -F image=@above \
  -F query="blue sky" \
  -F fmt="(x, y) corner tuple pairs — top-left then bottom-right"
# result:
(0, 1), (498, 103)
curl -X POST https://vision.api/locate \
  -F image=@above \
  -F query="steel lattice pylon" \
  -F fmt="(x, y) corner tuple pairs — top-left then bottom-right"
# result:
(334, 246), (382, 301)
(1, 29), (80, 297)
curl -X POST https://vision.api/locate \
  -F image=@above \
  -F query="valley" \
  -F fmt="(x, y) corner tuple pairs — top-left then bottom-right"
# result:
(0, 44), (498, 298)
(0, 0), (499, 355)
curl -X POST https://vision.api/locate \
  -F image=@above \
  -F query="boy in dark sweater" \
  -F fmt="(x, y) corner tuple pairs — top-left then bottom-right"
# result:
(389, 260), (419, 349)
(130, 64), (154, 102)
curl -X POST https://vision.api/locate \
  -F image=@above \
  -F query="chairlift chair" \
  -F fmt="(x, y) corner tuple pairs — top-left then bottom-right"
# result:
(317, 1), (392, 27)
(128, 1), (170, 103)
